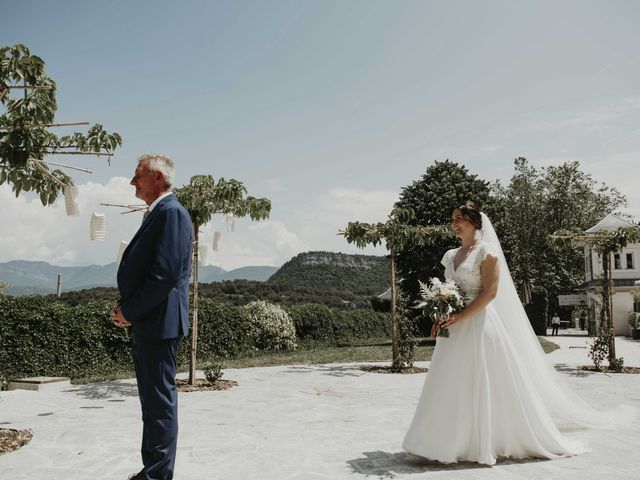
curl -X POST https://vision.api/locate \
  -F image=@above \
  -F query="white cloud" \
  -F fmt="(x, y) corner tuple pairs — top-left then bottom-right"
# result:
(1, 177), (143, 266)
(292, 187), (399, 257)
(197, 219), (306, 270)
(1, 179), (402, 270)
(521, 96), (640, 132)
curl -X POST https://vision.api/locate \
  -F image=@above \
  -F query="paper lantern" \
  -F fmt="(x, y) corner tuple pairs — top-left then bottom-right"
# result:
(116, 241), (129, 264)
(225, 215), (235, 232)
(64, 185), (80, 216)
(90, 213), (106, 241)
(212, 231), (221, 251)
(199, 244), (208, 265)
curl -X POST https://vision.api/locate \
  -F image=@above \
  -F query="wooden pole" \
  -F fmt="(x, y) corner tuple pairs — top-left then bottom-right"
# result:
(6, 85), (52, 90)
(33, 160), (65, 187)
(41, 151), (114, 156)
(189, 223), (200, 385)
(0, 122), (89, 131)
(608, 252), (616, 361)
(56, 273), (62, 297)
(38, 159), (93, 173)
(390, 250), (399, 364)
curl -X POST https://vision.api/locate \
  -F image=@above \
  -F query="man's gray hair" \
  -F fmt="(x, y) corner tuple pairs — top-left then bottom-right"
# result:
(138, 154), (175, 188)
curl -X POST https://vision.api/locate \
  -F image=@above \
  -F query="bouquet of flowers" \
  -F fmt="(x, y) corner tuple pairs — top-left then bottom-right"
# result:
(415, 278), (465, 338)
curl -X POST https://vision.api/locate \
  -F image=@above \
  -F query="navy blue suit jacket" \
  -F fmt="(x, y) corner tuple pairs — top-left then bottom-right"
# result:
(117, 194), (193, 339)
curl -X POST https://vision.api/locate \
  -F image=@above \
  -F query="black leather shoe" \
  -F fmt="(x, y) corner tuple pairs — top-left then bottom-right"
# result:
(128, 470), (145, 480)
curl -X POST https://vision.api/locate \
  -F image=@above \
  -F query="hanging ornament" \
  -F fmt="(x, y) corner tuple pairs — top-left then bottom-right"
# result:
(116, 241), (129, 264)
(199, 244), (208, 265)
(64, 185), (80, 216)
(212, 231), (222, 251)
(90, 213), (106, 241)
(225, 214), (235, 232)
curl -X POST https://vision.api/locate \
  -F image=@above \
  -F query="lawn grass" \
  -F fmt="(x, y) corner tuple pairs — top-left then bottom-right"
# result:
(72, 336), (559, 384)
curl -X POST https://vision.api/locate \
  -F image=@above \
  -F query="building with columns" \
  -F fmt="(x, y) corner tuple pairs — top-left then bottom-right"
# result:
(582, 214), (640, 336)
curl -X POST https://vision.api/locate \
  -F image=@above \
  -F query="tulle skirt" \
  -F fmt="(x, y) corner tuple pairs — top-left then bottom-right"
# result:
(402, 304), (584, 465)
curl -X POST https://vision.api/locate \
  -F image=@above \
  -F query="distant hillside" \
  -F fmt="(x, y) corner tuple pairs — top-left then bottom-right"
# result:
(36, 251), (390, 309)
(0, 260), (117, 295)
(268, 251), (389, 296)
(0, 260), (278, 296)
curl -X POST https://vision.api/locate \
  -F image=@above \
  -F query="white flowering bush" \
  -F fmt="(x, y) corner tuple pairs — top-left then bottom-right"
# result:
(242, 301), (297, 351)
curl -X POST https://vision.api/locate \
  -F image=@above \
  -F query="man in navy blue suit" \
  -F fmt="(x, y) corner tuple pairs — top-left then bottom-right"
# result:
(111, 154), (193, 480)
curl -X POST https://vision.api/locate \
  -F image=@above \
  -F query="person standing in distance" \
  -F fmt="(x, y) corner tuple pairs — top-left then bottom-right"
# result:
(551, 312), (561, 336)
(111, 154), (193, 480)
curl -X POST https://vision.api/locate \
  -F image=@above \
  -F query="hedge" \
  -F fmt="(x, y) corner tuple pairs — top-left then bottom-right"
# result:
(0, 296), (391, 383)
(286, 304), (390, 345)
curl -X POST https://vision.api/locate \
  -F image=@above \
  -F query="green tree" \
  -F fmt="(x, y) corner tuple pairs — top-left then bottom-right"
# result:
(393, 160), (493, 327)
(174, 175), (271, 384)
(0, 44), (122, 205)
(492, 158), (628, 314)
(341, 207), (451, 368)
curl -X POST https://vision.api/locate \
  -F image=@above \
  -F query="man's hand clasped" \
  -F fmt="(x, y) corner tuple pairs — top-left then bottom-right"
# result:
(111, 304), (131, 328)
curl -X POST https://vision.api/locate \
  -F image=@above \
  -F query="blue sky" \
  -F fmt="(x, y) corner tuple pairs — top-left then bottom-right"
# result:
(2, 0), (639, 269)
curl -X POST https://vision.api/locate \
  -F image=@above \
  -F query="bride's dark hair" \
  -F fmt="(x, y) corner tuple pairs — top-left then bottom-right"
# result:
(452, 200), (482, 230)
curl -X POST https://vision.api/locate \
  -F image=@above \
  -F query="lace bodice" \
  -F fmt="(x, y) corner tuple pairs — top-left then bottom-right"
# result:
(442, 242), (496, 301)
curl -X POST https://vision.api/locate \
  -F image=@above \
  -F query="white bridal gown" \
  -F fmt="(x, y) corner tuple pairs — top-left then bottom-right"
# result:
(403, 242), (582, 465)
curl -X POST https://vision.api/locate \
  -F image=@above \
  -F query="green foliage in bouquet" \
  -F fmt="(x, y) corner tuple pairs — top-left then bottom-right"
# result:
(416, 278), (465, 338)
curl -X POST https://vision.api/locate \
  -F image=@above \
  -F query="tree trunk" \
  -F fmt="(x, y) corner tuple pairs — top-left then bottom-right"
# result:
(390, 251), (399, 363)
(189, 222), (200, 385)
(607, 251), (616, 361)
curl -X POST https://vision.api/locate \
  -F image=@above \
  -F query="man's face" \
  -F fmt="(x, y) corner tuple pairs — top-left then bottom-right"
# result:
(130, 162), (162, 205)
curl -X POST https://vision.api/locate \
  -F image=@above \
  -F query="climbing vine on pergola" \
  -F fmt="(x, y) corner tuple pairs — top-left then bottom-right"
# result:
(550, 225), (640, 363)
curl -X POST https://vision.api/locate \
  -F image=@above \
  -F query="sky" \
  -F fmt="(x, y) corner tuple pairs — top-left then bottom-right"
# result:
(2, 0), (639, 270)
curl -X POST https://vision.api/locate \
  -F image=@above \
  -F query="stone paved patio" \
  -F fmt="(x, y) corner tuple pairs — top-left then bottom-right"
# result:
(1, 335), (639, 479)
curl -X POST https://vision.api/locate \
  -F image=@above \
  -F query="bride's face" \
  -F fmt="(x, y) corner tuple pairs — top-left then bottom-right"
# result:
(450, 208), (476, 239)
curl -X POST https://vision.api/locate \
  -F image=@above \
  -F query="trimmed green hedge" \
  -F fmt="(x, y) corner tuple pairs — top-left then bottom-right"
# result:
(287, 304), (390, 345)
(0, 296), (131, 381)
(0, 296), (390, 382)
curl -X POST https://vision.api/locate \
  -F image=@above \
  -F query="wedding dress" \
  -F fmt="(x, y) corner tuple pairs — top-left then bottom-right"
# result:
(402, 213), (621, 465)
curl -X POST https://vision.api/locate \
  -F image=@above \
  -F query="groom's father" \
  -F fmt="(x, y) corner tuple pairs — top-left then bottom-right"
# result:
(111, 154), (193, 480)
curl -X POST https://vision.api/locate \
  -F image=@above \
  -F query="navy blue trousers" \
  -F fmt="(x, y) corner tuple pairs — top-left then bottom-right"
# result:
(132, 336), (180, 480)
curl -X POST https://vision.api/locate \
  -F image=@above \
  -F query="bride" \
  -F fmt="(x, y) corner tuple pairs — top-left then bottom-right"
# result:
(403, 200), (617, 465)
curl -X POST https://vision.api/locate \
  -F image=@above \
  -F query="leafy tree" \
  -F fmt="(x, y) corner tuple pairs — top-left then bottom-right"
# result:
(0, 44), (122, 205)
(341, 207), (451, 366)
(394, 160), (492, 327)
(174, 175), (270, 384)
(492, 158), (628, 314)
(0, 280), (9, 295)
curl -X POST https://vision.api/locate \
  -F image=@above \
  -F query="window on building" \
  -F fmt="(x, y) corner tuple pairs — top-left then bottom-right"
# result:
(614, 253), (622, 270)
(626, 253), (634, 270)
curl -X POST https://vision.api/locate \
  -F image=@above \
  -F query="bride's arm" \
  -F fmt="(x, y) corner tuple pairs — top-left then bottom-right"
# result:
(441, 254), (499, 328)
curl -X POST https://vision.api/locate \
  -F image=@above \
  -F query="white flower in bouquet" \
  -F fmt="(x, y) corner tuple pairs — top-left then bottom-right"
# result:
(416, 277), (465, 338)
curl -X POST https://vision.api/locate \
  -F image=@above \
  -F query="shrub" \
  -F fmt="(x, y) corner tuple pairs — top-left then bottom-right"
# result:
(524, 287), (548, 336)
(0, 296), (131, 381)
(203, 360), (224, 382)
(287, 304), (390, 345)
(242, 301), (297, 350)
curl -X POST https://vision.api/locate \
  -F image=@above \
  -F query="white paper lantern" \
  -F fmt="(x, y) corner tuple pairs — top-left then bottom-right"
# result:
(225, 215), (235, 232)
(212, 231), (222, 251)
(116, 241), (129, 264)
(199, 244), (208, 265)
(64, 185), (80, 216)
(90, 213), (106, 241)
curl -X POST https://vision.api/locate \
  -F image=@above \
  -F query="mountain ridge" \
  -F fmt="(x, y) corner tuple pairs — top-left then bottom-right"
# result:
(0, 260), (278, 295)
